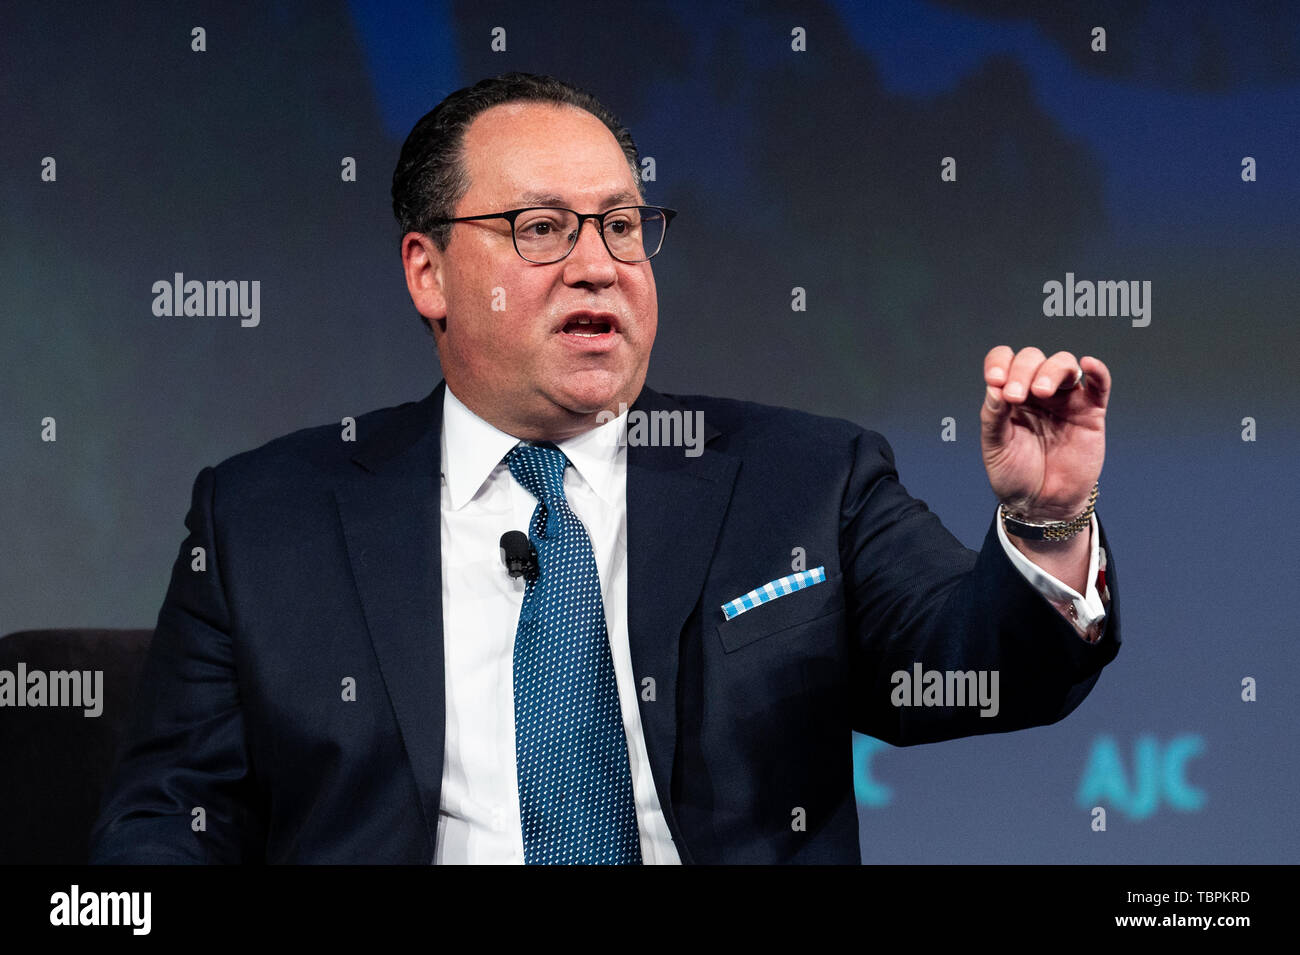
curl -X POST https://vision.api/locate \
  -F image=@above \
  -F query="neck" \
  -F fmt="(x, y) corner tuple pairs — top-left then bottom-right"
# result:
(445, 383), (631, 443)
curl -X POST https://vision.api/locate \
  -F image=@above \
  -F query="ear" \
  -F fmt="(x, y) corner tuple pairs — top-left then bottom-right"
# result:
(401, 232), (448, 334)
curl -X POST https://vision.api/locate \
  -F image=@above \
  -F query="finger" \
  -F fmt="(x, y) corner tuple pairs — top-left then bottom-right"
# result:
(1079, 355), (1112, 409)
(1029, 350), (1081, 397)
(1001, 346), (1046, 403)
(983, 345), (1014, 386)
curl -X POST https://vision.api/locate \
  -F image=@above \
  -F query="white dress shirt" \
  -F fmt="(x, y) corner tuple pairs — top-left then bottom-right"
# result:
(433, 386), (1106, 864)
(435, 386), (680, 864)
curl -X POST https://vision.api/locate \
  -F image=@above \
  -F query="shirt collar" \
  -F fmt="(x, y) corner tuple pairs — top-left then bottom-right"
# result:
(553, 403), (625, 506)
(441, 385), (626, 510)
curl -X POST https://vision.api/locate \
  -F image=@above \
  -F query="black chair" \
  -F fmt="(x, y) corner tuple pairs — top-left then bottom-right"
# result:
(0, 629), (154, 864)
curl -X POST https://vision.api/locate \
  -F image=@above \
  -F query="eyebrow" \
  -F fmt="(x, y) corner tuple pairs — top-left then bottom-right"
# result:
(517, 190), (640, 209)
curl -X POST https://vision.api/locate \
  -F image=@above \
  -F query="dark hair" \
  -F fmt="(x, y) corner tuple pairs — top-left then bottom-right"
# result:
(391, 72), (643, 250)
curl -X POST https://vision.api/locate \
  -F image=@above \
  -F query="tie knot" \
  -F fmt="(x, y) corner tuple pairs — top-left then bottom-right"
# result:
(506, 442), (569, 505)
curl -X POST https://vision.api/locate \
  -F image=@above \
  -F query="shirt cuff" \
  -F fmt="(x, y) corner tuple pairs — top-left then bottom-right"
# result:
(996, 508), (1109, 642)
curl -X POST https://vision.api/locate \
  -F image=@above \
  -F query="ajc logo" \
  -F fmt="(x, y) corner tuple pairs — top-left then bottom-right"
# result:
(1076, 734), (1206, 820)
(852, 733), (1207, 820)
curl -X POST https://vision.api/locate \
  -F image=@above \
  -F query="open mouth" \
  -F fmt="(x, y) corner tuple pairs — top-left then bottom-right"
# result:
(560, 315), (615, 337)
(562, 319), (612, 337)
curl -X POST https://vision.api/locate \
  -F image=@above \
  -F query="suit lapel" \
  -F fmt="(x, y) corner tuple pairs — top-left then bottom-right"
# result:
(625, 387), (738, 861)
(334, 382), (447, 860)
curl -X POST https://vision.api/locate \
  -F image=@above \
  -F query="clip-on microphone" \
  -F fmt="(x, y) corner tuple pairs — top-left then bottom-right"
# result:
(499, 530), (539, 581)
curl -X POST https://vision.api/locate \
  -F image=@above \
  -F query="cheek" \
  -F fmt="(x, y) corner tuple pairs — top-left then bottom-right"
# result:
(465, 289), (551, 376)
(445, 261), (529, 356)
(636, 273), (658, 340)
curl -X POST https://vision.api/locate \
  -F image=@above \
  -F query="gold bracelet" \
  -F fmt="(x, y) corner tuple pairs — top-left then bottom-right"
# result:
(1000, 482), (1098, 542)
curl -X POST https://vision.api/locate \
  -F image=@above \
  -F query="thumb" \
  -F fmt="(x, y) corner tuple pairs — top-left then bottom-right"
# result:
(982, 385), (1011, 435)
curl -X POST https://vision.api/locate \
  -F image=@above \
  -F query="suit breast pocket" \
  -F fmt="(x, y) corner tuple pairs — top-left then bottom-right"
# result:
(714, 571), (844, 653)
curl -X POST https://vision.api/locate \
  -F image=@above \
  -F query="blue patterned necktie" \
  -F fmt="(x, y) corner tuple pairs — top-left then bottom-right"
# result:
(505, 442), (642, 864)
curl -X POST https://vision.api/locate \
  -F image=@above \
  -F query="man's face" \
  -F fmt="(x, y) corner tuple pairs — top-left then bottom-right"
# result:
(404, 101), (658, 441)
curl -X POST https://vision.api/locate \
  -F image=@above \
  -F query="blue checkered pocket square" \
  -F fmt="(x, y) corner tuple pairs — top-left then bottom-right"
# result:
(721, 566), (827, 621)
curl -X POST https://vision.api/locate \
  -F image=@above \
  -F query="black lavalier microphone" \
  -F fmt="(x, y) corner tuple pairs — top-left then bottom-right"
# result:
(500, 531), (539, 580)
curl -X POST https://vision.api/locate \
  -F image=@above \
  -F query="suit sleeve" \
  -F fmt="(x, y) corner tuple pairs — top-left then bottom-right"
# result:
(840, 430), (1121, 746)
(88, 466), (262, 863)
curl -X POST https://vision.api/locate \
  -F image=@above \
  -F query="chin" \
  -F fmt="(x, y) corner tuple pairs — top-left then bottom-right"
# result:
(553, 372), (630, 416)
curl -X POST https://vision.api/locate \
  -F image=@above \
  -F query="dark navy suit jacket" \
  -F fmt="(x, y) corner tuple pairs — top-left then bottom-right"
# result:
(89, 381), (1121, 864)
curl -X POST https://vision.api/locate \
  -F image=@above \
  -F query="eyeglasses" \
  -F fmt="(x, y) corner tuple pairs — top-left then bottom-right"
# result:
(427, 205), (677, 264)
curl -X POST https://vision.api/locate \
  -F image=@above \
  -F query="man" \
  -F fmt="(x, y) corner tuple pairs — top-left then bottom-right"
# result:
(90, 72), (1119, 865)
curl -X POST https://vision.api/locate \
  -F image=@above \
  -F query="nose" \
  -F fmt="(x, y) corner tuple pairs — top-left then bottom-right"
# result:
(562, 216), (618, 283)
